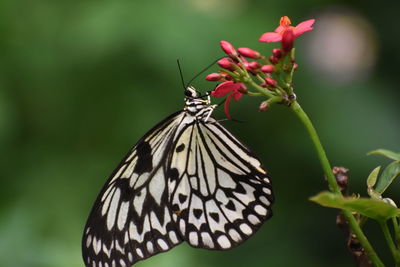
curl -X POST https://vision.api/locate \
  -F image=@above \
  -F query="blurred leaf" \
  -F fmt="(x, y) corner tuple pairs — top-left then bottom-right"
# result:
(375, 161), (400, 194)
(367, 166), (380, 188)
(368, 149), (400, 161)
(310, 191), (400, 221)
(367, 166), (381, 199)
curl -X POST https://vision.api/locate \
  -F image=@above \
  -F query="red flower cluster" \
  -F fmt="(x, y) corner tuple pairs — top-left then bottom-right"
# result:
(259, 16), (315, 51)
(207, 16), (315, 118)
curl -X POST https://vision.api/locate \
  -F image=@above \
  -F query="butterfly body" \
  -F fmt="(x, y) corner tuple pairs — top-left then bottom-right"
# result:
(82, 87), (274, 267)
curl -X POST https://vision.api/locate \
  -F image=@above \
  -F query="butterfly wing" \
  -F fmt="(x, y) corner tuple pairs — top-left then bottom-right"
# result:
(82, 111), (186, 267)
(169, 117), (274, 250)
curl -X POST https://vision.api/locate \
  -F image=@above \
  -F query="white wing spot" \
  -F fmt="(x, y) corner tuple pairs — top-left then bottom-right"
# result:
(106, 188), (121, 230)
(133, 188), (147, 216)
(254, 204), (267, 216)
(189, 232), (198, 246)
(169, 231), (179, 244)
(101, 187), (114, 216)
(149, 168), (165, 205)
(117, 201), (129, 231)
(201, 232), (214, 248)
(259, 196), (271, 206)
(179, 219), (186, 235)
(248, 214), (260, 225)
(228, 228), (242, 242)
(86, 234), (92, 248)
(158, 239), (169, 251)
(239, 223), (253, 235)
(263, 187), (272, 195)
(147, 241), (154, 254)
(217, 235), (231, 249)
(217, 169), (236, 189)
(119, 259), (126, 267)
(136, 248), (144, 258)
(93, 236), (101, 255)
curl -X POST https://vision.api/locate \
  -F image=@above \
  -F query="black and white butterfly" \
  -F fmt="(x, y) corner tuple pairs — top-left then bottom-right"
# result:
(82, 87), (274, 267)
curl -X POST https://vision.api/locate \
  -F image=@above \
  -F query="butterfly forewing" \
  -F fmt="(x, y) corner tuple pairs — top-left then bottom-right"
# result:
(82, 111), (186, 267)
(82, 87), (274, 267)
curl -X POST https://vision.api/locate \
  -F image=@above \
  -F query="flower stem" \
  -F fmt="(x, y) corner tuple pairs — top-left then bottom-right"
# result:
(380, 220), (400, 265)
(392, 217), (400, 246)
(290, 100), (384, 267)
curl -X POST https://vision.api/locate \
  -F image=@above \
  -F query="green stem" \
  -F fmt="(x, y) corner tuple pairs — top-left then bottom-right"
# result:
(392, 217), (400, 246)
(246, 77), (281, 102)
(291, 100), (384, 267)
(380, 221), (400, 265)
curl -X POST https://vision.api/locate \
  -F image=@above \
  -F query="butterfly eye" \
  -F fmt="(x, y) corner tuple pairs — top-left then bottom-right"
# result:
(185, 87), (199, 98)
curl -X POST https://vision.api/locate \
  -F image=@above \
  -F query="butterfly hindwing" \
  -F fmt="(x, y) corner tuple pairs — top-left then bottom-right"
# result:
(169, 117), (273, 250)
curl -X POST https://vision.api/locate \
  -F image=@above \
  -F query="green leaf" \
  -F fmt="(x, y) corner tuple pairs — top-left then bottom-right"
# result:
(375, 161), (400, 194)
(310, 191), (400, 221)
(367, 166), (381, 188)
(368, 149), (400, 161)
(367, 166), (382, 199)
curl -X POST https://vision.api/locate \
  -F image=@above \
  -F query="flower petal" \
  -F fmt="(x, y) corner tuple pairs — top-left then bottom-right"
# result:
(232, 90), (243, 102)
(224, 93), (233, 119)
(294, 19), (315, 37)
(259, 32), (282, 43)
(274, 25), (285, 33)
(211, 81), (242, 97)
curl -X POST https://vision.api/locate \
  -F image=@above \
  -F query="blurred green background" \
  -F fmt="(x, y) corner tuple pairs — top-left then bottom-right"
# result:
(1, 0), (399, 266)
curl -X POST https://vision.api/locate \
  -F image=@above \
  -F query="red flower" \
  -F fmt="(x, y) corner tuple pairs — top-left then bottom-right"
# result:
(220, 40), (238, 57)
(259, 16), (315, 43)
(211, 81), (245, 118)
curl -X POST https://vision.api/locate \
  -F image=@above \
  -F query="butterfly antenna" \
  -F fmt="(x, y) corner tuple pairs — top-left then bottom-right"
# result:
(185, 57), (224, 88)
(177, 59), (186, 91)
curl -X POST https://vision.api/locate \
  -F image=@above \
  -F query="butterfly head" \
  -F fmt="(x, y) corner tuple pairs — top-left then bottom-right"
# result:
(184, 86), (201, 98)
(184, 86), (216, 121)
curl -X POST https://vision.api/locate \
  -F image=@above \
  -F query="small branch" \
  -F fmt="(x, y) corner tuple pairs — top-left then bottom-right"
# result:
(334, 167), (373, 267)
(392, 217), (400, 247)
(380, 221), (400, 265)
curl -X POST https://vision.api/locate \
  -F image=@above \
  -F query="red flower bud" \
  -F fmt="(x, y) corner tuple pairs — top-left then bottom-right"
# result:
(259, 101), (269, 112)
(272, 48), (282, 58)
(261, 65), (275, 73)
(248, 61), (261, 70)
(269, 56), (279, 65)
(237, 47), (261, 59)
(220, 40), (237, 57)
(282, 28), (295, 52)
(265, 77), (277, 87)
(293, 63), (299, 70)
(217, 58), (235, 70)
(205, 73), (222, 81)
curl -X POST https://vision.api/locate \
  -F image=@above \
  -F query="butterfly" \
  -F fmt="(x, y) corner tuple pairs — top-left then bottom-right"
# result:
(82, 86), (274, 267)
